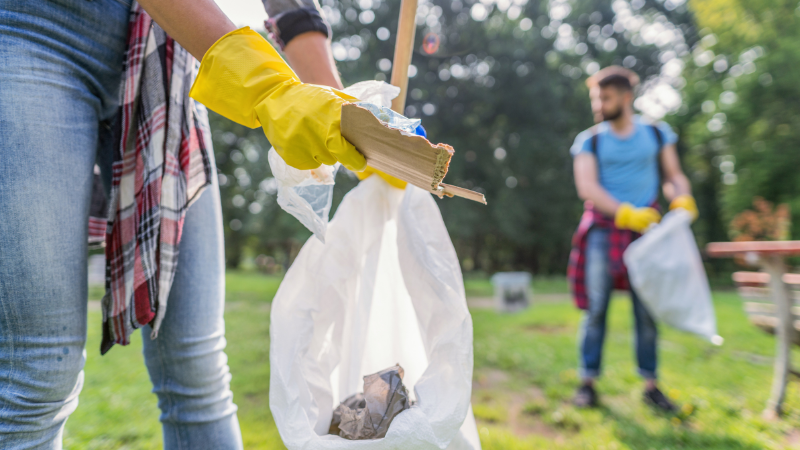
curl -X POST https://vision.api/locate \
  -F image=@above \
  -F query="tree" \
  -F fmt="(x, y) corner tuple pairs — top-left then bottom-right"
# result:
(674, 0), (800, 245)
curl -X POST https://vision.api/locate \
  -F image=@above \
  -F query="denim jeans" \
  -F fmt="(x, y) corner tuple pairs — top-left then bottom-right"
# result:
(0, 1), (242, 449)
(578, 227), (658, 380)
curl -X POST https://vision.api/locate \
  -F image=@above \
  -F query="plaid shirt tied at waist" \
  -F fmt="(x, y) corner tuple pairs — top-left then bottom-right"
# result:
(567, 202), (645, 310)
(91, 3), (213, 354)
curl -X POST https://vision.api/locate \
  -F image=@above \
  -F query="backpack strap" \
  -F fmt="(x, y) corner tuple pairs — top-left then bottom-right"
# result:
(588, 127), (601, 180)
(650, 124), (664, 153)
(650, 124), (665, 182)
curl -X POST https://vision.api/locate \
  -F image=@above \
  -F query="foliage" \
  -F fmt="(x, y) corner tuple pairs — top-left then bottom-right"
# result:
(729, 196), (791, 241)
(66, 272), (800, 449)
(671, 0), (800, 247)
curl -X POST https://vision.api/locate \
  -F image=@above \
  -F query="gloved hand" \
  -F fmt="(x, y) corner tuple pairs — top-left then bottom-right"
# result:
(355, 124), (428, 190)
(190, 27), (366, 172)
(670, 195), (699, 221)
(355, 166), (407, 189)
(614, 203), (661, 233)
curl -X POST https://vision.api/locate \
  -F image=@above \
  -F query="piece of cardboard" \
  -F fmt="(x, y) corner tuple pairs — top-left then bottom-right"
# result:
(341, 103), (486, 204)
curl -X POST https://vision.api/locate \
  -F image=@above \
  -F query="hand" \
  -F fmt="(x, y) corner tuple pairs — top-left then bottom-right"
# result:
(189, 27), (367, 172)
(669, 195), (699, 221)
(614, 203), (661, 233)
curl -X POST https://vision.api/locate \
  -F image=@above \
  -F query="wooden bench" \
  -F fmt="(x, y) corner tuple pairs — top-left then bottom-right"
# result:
(734, 271), (800, 345)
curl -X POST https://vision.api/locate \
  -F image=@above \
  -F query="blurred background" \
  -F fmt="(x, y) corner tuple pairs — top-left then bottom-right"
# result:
(207, 0), (799, 282)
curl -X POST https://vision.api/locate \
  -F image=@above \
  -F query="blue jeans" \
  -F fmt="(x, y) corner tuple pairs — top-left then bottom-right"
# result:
(0, 1), (242, 449)
(578, 228), (658, 380)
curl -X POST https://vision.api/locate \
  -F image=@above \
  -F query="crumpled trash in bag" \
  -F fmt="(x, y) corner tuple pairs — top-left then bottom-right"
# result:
(267, 81), (417, 243)
(329, 365), (411, 440)
(352, 102), (420, 135)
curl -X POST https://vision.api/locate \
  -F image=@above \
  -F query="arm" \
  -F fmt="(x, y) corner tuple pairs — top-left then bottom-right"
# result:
(143, 0), (366, 172)
(261, 0), (342, 87)
(283, 32), (343, 88)
(659, 144), (692, 201)
(136, 0), (236, 60)
(660, 144), (698, 219)
(573, 153), (621, 217)
(139, 0), (342, 87)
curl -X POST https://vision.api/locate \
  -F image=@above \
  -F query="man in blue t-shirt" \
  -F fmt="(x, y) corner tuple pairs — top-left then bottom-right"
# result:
(568, 66), (699, 412)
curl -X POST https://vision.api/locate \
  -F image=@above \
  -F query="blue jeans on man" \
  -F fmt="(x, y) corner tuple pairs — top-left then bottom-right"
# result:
(579, 227), (658, 380)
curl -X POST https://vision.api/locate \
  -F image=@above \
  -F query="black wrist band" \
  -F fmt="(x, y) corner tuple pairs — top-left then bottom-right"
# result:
(265, 7), (330, 50)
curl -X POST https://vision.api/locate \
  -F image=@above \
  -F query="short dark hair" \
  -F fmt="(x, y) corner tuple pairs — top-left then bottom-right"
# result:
(586, 66), (639, 91)
(597, 73), (633, 92)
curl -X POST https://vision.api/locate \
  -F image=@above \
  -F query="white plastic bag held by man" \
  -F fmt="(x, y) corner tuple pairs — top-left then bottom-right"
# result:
(624, 210), (722, 344)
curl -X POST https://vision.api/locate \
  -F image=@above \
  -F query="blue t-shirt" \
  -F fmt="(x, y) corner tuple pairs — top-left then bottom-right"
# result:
(571, 116), (678, 207)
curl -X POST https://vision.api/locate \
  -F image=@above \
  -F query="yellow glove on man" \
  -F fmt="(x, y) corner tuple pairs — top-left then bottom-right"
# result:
(615, 203), (661, 233)
(669, 195), (699, 221)
(356, 167), (407, 190)
(190, 27), (366, 172)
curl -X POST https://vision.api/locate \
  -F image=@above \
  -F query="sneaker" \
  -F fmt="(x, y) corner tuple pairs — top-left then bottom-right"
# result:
(643, 387), (676, 413)
(573, 383), (598, 408)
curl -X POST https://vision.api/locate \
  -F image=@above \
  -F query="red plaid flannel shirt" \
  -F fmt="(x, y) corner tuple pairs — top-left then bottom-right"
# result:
(93, 5), (212, 354)
(567, 202), (643, 310)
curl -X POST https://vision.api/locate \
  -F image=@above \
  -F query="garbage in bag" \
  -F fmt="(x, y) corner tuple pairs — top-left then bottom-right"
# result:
(267, 81), (410, 243)
(269, 80), (479, 450)
(623, 210), (723, 344)
(351, 102), (420, 135)
(329, 364), (411, 440)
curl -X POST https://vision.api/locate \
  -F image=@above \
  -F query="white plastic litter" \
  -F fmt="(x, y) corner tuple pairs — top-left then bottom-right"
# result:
(267, 81), (408, 242)
(623, 210), (723, 344)
(267, 149), (339, 242)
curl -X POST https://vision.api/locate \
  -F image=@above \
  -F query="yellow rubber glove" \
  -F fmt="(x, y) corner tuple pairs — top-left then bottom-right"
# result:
(670, 195), (699, 221)
(356, 167), (407, 190)
(189, 27), (366, 172)
(614, 203), (662, 233)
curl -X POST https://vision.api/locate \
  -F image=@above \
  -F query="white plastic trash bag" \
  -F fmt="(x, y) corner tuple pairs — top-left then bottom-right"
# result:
(267, 149), (339, 242)
(623, 210), (722, 344)
(269, 175), (481, 450)
(267, 81), (408, 243)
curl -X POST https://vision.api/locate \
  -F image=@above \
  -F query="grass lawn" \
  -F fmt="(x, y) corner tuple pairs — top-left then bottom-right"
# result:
(64, 271), (800, 449)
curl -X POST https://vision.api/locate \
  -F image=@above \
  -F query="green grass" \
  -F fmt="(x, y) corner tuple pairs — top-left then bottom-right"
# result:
(65, 271), (800, 449)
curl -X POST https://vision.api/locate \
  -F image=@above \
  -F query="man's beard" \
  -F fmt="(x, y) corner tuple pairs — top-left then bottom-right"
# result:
(602, 106), (623, 122)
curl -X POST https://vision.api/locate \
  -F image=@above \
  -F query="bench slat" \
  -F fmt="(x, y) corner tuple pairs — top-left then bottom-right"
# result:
(733, 271), (800, 286)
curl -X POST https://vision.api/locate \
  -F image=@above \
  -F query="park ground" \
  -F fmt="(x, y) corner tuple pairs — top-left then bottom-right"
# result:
(67, 271), (800, 449)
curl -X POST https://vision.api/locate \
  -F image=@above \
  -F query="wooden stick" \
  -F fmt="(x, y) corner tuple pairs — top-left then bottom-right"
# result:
(389, 0), (419, 114)
(439, 183), (487, 205)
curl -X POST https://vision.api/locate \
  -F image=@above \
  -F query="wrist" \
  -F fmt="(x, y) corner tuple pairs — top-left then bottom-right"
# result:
(670, 194), (698, 220)
(266, 8), (330, 50)
(669, 194), (692, 207)
(284, 32), (342, 88)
